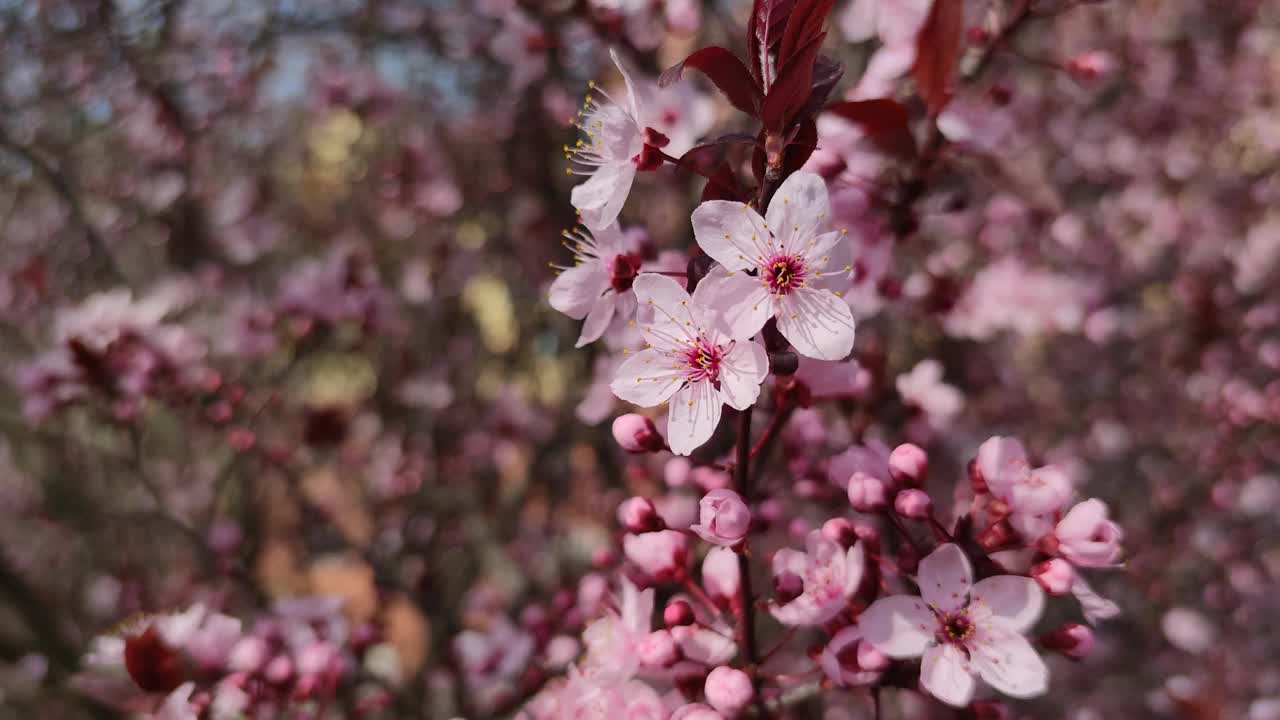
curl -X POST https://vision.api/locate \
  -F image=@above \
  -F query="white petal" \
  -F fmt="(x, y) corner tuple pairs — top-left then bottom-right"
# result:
(920, 644), (976, 708)
(860, 595), (935, 659)
(970, 626), (1049, 699)
(666, 380), (722, 456)
(971, 575), (1045, 634)
(549, 261), (608, 319)
(717, 339), (768, 411)
(609, 47), (650, 123)
(576, 292), (617, 347)
(571, 162), (636, 228)
(691, 200), (770, 272)
(776, 288), (856, 361)
(633, 274), (699, 350)
(918, 543), (973, 614)
(765, 172), (830, 254)
(610, 349), (684, 407)
(843, 541), (867, 597)
(697, 271), (773, 342)
(1071, 574), (1121, 626)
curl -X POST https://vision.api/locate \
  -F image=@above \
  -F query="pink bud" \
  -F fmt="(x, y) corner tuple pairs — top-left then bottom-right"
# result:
(888, 443), (928, 485)
(704, 666), (753, 717)
(847, 472), (888, 512)
(637, 630), (679, 667)
(671, 704), (724, 720)
(612, 414), (664, 453)
(1031, 558), (1075, 596)
(664, 457), (692, 487)
(690, 489), (751, 546)
(618, 496), (664, 533)
(894, 489), (933, 520)
(664, 600), (695, 628)
(227, 636), (268, 673)
(1066, 50), (1113, 83)
(1054, 499), (1123, 567)
(1039, 623), (1095, 660)
(264, 654), (293, 684)
(701, 546), (741, 606)
(623, 530), (689, 583)
(821, 518), (857, 548)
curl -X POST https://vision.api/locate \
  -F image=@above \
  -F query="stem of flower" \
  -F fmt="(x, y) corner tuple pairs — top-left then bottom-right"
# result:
(732, 407), (767, 714)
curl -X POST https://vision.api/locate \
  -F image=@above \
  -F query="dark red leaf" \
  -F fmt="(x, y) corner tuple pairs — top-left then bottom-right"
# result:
(701, 161), (748, 202)
(778, 0), (835, 72)
(124, 626), (185, 694)
(660, 47), (762, 117)
(748, 0), (798, 86)
(799, 54), (844, 119)
(761, 32), (825, 133)
(912, 0), (964, 116)
(825, 99), (918, 158)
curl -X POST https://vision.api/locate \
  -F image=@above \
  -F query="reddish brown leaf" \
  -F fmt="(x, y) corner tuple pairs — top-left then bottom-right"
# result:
(912, 0), (965, 116)
(124, 626), (185, 694)
(778, 0), (835, 72)
(825, 98), (918, 158)
(761, 32), (825, 133)
(748, 0), (799, 87)
(660, 47), (762, 117)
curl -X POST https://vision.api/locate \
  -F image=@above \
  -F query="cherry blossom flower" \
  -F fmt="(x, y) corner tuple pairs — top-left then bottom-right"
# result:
(841, 0), (935, 99)
(861, 544), (1048, 707)
(769, 530), (866, 626)
(976, 436), (1073, 538)
(820, 625), (887, 687)
(690, 489), (751, 546)
(610, 274), (769, 456)
(896, 359), (964, 429)
(1053, 500), (1124, 567)
(565, 49), (652, 227)
(580, 579), (654, 683)
(693, 172), (857, 361)
(549, 222), (644, 348)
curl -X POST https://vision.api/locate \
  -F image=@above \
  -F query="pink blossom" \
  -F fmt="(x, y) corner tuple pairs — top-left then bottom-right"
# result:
(820, 625), (884, 687)
(888, 443), (929, 484)
(976, 436), (1073, 519)
(896, 360), (964, 429)
(1031, 558), (1075, 596)
(623, 530), (689, 583)
(704, 666), (753, 717)
(701, 546), (741, 605)
(581, 579), (654, 682)
(566, 49), (652, 227)
(842, 0), (935, 99)
(610, 274), (769, 455)
(618, 496), (664, 533)
(693, 171), (857, 361)
(671, 704), (724, 720)
(549, 222), (643, 348)
(768, 530), (866, 626)
(861, 544), (1048, 706)
(1054, 499), (1124, 567)
(1040, 623), (1095, 660)
(894, 488), (933, 519)
(690, 489), (751, 546)
(611, 413), (665, 453)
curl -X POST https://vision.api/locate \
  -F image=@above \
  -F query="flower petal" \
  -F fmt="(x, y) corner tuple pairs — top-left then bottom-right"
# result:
(666, 380), (722, 456)
(777, 288), (857, 361)
(691, 201), (770, 272)
(971, 575), (1045, 634)
(765, 172), (831, 256)
(918, 543), (973, 613)
(717, 339), (768, 411)
(920, 644), (976, 708)
(576, 291), (617, 348)
(860, 595), (935, 658)
(549, 261), (608, 319)
(571, 161), (637, 228)
(970, 625), (1049, 699)
(610, 349), (684, 407)
(696, 270), (773, 342)
(634, 273), (699, 351)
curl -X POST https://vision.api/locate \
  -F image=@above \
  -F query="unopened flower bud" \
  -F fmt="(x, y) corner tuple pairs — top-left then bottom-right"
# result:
(623, 530), (689, 583)
(619, 496), (664, 533)
(888, 443), (928, 485)
(664, 600), (695, 628)
(637, 629), (679, 667)
(264, 654), (293, 684)
(1039, 623), (1095, 660)
(705, 666), (754, 717)
(612, 414), (665, 453)
(847, 472), (888, 512)
(857, 641), (889, 671)
(894, 489), (933, 520)
(1031, 558), (1075, 596)
(691, 489), (751, 546)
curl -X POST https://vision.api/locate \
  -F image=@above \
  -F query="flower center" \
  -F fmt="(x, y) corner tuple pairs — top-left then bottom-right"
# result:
(762, 254), (807, 295)
(609, 253), (643, 292)
(940, 611), (975, 645)
(680, 337), (724, 383)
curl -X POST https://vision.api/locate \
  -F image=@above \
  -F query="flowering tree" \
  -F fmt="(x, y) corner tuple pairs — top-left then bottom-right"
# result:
(0, 0), (1275, 719)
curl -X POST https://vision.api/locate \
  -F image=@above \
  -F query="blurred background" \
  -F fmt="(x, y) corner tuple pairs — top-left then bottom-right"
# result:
(0, 0), (1278, 718)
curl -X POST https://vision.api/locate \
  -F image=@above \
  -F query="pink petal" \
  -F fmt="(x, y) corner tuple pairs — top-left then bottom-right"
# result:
(918, 543), (973, 613)
(691, 200), (770, 272)
(920, 643), (975, 708)
(970, 575), (1044, 634)
(765, 172), (830, 256)
(576, 292), (617, 347)
(549, 261), (608, 319)
(777, 288), (857, 361)
(1055, 499), (1109, 541)
(969, 625), (1049, 699)
(860, 595), (935, 658)
(634, 274), (699, 351)
(610, 349), (683, 407)
(667, 380), (722, 456)
(697, 270), (774, 342)
(570, 161), (636, 228)
(717, 339), (768, 411)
